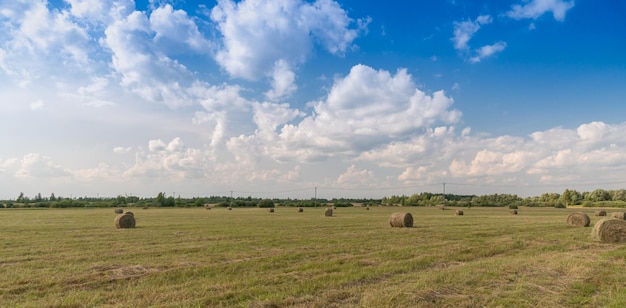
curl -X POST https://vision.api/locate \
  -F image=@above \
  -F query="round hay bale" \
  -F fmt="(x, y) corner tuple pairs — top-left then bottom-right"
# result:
(324, 208), (333, 217)
(205, 206), (211, 210)
(332, 206), (337, 210)
(591, 218), (626, 243)
(594, 210), (606, 216)
(227, 207), (233, 211)
(389, 212), (413, 228)
(455, 209), (464, 216)
(297, 207), (304, 212)
(610, 212), (626, 220)
(366, 207), (370, 211)
(510, 209), (518, 215)
(114, 208), (123, 214)
(114, 213), (135, 229)
(267, 208), (275, 213)
(142, 206), (148, 210)
(125, 211), (134, 217)
(567, 212), (590, 227)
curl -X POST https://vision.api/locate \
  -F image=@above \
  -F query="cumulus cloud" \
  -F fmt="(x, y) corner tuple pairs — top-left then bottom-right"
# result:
(14, 153), (71, 179)
(210, 0), (368, 85)
(270, 64), (461, 161)
(507, 0), (575, 21)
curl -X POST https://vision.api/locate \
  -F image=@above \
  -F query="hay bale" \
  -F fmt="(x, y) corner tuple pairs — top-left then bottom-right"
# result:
(591, 218), (626, 243)
(267, 208), (274, 213)
(114, 208), (123, 214)
(610, 212), (626, 220)
(205, 207), (211, 210)
(366, 207), (370, 211)
(114, 213), (135, 229)
(594, 210), (606, 216)
(324, 208), (333, 217)
(510, 209), (518, 215)
(297, 207), (303, 212)
(455, 209), (464, 216)
(125, 211), (134, 217)
(389, 212), (413, 228)
(228, 207), (233, 211)
(142, 206), (148, 210)
(567, 212), (590, 227)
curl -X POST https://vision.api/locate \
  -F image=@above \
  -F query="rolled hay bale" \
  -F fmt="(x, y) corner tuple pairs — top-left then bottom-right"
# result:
(610, 212), (626, 220)
(227, 207), (233, 211)
(455, 209), (464, 216)
(114, 213), (136, 229)
(267, 208), (274, 213)
(567, 212), (590, 227)
(205, 206), (211, 210)
(142, 206), (148, 210)
(591, 218), (626, 243)
(114, 208), (123, 214)
(594, 210), (607, 216)
(124, 211), (134, 217)
(389, 212), (413, 228)
(297, 207), (304, 212)
(510, 209), (518, 215)
(366, 207), (370, 211)
(324, 208), (333, 217)
(332, 206), (337, 210)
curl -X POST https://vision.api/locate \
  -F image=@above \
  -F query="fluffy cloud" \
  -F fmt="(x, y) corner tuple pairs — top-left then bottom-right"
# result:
(210, 0), (368, 97)
(271, 64), (461, 160)
(507, 0), (575, 21)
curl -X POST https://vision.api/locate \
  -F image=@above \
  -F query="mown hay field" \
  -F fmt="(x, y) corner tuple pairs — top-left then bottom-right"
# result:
(1, 206), (626, 307)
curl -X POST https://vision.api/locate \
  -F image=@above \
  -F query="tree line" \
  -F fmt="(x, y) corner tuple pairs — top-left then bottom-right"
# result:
(3, 188), (626, 209)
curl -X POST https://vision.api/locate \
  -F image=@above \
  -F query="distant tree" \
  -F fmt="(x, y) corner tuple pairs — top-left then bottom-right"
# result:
(17, 192), (25, 202)
(49, 193), (56, 201)
(257, 199), (274, 208)
(587, 189), (610, 202)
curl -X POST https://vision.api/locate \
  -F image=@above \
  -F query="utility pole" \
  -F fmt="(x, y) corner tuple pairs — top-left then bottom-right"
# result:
(442, 182), (446, 202)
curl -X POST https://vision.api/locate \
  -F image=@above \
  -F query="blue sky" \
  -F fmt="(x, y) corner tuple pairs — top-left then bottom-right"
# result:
(0, 0), (625, 200)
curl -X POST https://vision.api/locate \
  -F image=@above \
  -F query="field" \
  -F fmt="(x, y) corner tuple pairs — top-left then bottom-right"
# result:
(1, 206), (626, 307)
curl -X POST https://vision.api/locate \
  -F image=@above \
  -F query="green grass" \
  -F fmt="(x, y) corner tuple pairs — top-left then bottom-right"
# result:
(1, 206), (625, 307)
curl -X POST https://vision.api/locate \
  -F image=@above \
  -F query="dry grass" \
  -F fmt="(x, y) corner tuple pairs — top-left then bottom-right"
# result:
(1, 206), (626, 307)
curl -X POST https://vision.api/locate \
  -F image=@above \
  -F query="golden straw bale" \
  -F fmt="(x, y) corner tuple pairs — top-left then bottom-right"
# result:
(567, 212), (590, 227)
(592, 218), (626, 243)
(389, 212), (413, 228)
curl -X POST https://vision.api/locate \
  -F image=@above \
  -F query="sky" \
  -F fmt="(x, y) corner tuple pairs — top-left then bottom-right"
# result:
(1, 0), (625, 200)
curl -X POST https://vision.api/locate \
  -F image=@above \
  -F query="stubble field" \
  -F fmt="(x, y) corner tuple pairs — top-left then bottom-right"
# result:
(1, 206), (625, 307)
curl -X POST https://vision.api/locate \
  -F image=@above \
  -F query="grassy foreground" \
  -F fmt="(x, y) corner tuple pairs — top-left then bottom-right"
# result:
(1, 206), (625, 307)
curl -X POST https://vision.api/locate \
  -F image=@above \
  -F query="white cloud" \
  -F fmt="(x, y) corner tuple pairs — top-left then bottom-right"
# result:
(452, 15), (492, 50)
(149, 4), (213, 53)
(14, 153), (71, 179)
(265, 59), (297, 100)
(270, 64), (461, 161)
(470, 41), (507, 63)
(210, 0), (367, 85)
(507, 0), (575, 21)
